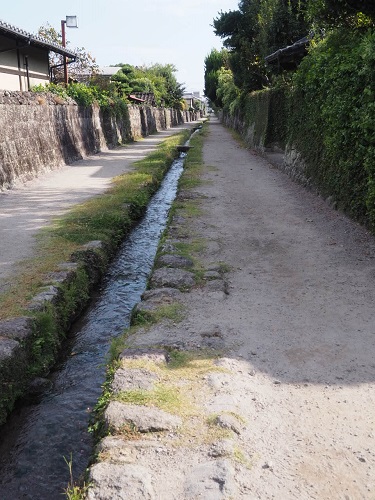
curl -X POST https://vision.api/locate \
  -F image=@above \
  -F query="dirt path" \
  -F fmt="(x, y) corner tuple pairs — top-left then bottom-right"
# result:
(196, 118), (375, 498)
(87, 118), (375, 499)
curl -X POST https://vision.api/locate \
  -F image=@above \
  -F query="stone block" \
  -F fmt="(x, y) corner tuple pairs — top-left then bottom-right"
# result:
(104, 401), (182, 433)
(111, 368), (158, 393)
(87, 462), (155, 500)
(0, 316), (34, 341)
(184, 460), (236, 499)
(157, 254), (193, 269)
(119, 348), (168, 364)
(150, 267), (195, 290)
(0, 337), (19, 363)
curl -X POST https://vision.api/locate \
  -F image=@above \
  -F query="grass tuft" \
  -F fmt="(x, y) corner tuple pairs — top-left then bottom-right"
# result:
(131, 303), (185, 327)
(63, 453), (89, 500)
(116, 383), (185, 415)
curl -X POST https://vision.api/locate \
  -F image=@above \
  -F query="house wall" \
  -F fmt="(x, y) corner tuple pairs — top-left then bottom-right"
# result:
(0, 35), (21, 90)
(20, 46), (50, 89)
(0, 35), (50, 91)
(0, 91), (196, 190)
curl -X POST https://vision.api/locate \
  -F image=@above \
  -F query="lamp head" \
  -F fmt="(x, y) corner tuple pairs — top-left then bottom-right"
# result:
(66, 16), (78, 28)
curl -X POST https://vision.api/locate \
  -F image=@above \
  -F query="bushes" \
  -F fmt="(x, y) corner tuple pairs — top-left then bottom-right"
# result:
(289, 28), (375, 223)
(265, 86), (289, 148)
(33, 82), (114, 108)
(222, 26), (375, 228)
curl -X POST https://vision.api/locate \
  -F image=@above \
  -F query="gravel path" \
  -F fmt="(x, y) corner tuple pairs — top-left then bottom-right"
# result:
(88, 117), (375, 499)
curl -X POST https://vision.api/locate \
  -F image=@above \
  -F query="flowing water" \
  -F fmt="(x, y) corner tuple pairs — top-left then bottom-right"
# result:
(0, 152), (187, 499)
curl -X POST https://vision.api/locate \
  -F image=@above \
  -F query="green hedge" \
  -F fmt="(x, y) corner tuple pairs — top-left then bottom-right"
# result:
(223, 27), (375, 228)
(289, 28), (375, 223)
(266, 87), (289, 148)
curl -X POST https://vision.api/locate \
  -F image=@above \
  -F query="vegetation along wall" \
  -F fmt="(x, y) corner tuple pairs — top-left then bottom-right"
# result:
(206, 0), (374, 229)
(221, 27), (375, 229)
(0, 90), (196, 190)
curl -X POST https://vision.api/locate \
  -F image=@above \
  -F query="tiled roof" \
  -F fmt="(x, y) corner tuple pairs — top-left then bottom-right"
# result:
(131, 92), (156, 106)
(0, 19), (76, 58)
(265, 36), (309, 69)
(129, 94), (146, 103)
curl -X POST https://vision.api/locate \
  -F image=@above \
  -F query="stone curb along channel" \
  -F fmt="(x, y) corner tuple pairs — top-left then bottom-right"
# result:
(0, 129), (196, 426)
(84, 129), (244, 499)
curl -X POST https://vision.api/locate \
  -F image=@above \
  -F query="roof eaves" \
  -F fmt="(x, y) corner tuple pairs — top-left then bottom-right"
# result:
(129, 94), (146, 103)
(265, 36), (309, 65)
(0, 19), (77, 59)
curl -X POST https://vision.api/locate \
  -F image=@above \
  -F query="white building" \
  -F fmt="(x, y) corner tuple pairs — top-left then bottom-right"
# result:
(183, 91), (207, 114)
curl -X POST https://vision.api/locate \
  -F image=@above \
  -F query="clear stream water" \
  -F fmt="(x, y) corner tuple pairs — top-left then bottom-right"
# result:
(0, 152), (186, 499)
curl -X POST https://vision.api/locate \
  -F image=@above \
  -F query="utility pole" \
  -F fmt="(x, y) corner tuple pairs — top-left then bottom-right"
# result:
(61, 16), (78, 85)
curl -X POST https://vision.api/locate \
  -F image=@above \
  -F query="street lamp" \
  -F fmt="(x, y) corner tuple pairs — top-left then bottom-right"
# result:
(61, 15), (78, 84)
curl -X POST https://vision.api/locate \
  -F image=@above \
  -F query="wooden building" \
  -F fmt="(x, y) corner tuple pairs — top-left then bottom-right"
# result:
(0, 20), (76, 91)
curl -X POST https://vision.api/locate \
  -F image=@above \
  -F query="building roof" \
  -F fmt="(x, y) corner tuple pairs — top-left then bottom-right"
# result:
(128, 94), (146, 103)
(98, 66), (121, 77)
(265, 36), (309, 70)
(130, 92), (156, 106)
(0, 19), (76, 58)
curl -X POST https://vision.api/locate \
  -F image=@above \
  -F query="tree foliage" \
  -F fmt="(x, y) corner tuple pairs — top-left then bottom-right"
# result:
(213, 0), (308, 92)
(111, 63), (184, 108)
(35, 26), (185, 110)
(208, 0), (374, 104)
(38, 24), (98, 82)
(204, 48), (229, 106)
(306, 0), (375, 27)
(216, 68), (240, 114)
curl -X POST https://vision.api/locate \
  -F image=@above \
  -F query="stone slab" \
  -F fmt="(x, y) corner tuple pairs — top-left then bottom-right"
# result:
(150, 267), (195, 290)
(111, 368), (158, 393)
(104, 401), (182, 433)
(87, 462), (155, 500)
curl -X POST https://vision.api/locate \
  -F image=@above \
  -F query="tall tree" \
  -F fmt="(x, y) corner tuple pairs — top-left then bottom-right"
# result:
(213, 0), (308, 91)
(204, 48), (229, 106)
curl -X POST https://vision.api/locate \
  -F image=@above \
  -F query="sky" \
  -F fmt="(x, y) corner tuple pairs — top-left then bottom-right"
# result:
(2, 0), (240, 95)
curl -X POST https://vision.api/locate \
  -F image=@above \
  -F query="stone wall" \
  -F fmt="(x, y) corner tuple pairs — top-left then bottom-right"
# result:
(0, 91), (196, 190)
(219, 95), (310, 188)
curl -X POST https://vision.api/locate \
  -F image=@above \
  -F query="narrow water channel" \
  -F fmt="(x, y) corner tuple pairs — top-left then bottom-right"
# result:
(0, 151), (187, 499)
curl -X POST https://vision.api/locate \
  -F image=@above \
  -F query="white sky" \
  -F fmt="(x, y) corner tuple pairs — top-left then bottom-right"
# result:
(2, 0), (240, 95)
